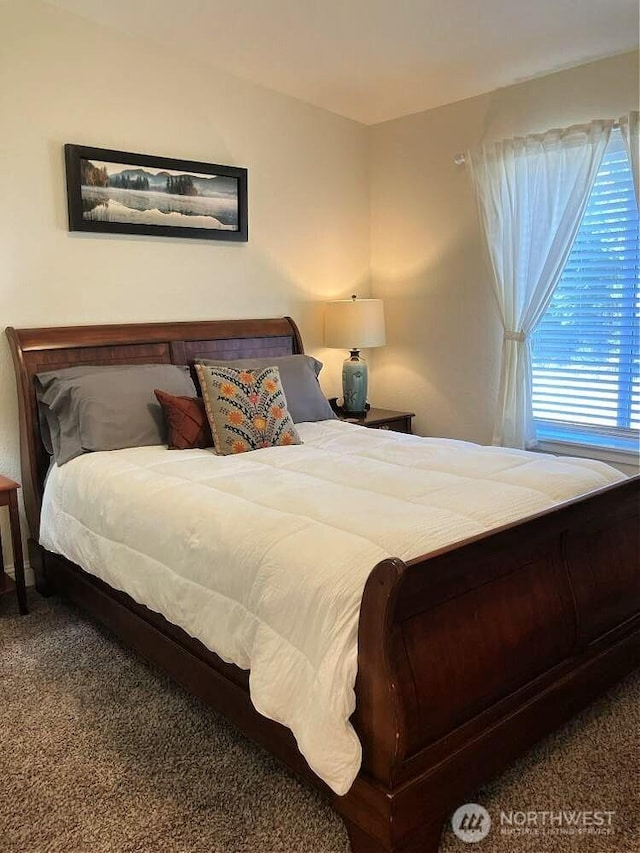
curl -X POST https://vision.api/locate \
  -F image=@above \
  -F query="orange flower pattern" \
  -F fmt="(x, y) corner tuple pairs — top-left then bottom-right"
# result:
(253, 415), (267, 431)
(195, 363), (302, 457)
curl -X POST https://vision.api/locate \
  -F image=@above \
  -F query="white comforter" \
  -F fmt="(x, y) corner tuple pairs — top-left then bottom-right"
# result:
(40, 420), (624, 794)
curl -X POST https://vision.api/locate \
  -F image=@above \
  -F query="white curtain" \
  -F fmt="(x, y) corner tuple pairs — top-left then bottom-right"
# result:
(467, 120), (613, 449)
(620, 111), (640, 205)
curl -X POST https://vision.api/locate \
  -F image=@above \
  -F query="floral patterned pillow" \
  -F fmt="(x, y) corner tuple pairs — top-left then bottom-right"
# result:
(195, 363), (302, 456)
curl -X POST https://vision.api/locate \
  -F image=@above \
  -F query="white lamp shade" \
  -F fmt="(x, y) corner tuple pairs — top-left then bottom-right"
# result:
(325, 298), (386, 349)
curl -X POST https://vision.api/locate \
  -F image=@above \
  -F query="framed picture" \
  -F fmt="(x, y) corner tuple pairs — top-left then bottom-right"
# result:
(64, 144), (248, 242)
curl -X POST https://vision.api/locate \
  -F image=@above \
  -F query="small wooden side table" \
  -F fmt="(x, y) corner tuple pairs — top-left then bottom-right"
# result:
(0, 475), (28, 614)
(336, 407), (415, 434)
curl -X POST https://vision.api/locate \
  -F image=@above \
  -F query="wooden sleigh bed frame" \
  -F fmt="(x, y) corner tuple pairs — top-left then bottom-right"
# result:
(7, 317), (640, 853)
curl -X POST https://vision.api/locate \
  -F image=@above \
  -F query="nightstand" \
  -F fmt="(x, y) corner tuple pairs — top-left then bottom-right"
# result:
(339, 407), (414, 434)
(0, 475), (28, 614)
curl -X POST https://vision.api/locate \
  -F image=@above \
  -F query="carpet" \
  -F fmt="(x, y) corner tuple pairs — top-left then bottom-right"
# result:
(1, 594), (637, 853)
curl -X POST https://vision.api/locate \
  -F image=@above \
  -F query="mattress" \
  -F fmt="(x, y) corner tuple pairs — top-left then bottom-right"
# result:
(39, 420), (624, 794)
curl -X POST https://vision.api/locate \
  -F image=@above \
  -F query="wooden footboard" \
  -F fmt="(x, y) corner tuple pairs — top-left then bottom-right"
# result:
(339, 475), (639, 852)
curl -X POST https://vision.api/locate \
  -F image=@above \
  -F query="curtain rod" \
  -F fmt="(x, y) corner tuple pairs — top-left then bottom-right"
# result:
(454, 118), (623, 165)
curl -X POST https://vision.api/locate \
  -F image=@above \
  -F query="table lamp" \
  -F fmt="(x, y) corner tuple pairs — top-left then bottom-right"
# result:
(325, 295), (386, 413)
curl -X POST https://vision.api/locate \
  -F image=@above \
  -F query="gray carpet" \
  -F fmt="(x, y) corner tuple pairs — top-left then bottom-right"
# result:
(1, 594), (638, 853)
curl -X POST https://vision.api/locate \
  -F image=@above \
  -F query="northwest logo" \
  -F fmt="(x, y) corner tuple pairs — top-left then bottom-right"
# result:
(451, 803), (492, 842)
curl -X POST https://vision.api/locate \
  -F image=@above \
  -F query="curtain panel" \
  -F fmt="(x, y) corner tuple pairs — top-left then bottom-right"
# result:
(467, 120), (613, 449)
(620, 111), (640, 205)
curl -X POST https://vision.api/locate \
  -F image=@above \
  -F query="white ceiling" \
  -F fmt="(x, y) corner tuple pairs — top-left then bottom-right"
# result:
(46, 0), (639, 125)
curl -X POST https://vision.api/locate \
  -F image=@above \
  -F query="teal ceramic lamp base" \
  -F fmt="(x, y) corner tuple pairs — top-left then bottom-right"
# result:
(342, 349), (368, 413)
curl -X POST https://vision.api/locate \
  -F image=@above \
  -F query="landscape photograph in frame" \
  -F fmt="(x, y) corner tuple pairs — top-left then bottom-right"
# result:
(65, 145), (248, 241)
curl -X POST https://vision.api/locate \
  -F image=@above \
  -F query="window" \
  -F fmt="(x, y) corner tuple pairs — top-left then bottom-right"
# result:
(531, 128), (639, 455)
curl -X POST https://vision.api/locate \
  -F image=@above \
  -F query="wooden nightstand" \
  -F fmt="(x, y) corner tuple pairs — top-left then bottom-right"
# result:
(0, 475), (28, 614)
(339, 407), (414, 434)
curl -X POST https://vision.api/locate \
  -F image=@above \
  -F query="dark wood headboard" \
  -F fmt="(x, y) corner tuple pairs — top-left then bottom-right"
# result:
(6, 317), (303, 539)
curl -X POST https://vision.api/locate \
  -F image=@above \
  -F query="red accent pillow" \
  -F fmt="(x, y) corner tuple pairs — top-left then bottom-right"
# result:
(154, 389), (214, 450)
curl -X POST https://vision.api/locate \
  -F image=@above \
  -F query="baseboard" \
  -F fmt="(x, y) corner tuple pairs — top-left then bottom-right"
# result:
(3, 562), (35, 587)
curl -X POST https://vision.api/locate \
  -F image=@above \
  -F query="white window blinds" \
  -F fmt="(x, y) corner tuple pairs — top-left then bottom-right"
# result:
(531, 129), (639, 452)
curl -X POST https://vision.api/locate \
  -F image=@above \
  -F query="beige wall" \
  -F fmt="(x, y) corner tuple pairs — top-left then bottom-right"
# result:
(0, 0), (370, 537)
(369, 51), (639, 457)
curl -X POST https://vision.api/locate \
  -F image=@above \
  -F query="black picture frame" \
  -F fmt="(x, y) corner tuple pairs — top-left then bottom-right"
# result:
(64, 144), (248, 242)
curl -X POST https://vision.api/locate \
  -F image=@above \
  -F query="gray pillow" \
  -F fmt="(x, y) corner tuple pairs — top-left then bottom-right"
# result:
(36, 364), (196, 465)
(195, 354), (336, 423)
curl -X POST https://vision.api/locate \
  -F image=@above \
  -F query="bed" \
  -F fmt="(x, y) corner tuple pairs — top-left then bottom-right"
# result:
(7, 317), (640, 853)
